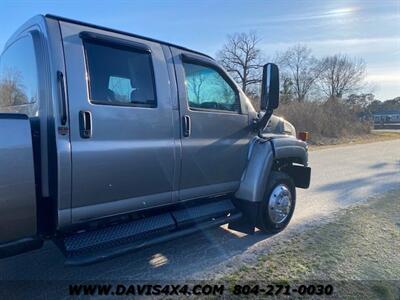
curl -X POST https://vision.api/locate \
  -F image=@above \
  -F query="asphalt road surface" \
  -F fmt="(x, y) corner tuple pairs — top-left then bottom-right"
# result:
(1, 139), (399, 289)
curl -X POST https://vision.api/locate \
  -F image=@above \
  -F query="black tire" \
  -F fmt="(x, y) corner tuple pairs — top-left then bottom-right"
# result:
(256, 171), (296, 233)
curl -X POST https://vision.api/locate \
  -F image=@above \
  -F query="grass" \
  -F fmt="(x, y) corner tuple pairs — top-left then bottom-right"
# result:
(223, 190), (400, 299)
(308, 130), (400, 150)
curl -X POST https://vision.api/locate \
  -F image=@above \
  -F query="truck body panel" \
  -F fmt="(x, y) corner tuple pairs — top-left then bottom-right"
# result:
(0, 115), (37, 243)
(0, 14), (311, 262)
(60, 21), (179, 224)
(170, 47), (253, 201)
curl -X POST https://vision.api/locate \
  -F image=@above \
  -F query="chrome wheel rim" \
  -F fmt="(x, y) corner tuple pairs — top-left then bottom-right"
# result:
(268, 184), (292, 224)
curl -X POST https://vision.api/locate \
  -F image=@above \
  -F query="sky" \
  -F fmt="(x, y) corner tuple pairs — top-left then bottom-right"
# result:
(0, 0), (399, 100)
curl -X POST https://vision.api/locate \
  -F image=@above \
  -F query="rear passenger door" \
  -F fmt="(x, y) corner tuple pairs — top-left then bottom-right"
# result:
(171, 48), (252, 200)
(60, 22), (178, 223)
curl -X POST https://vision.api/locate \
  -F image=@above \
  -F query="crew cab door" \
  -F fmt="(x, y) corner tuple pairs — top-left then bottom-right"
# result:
(60, 22), (177, 223)
(171, 48), (252, 200)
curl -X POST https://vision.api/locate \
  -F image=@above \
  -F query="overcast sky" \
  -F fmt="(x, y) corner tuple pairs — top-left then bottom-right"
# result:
(0, 0), (399, 100)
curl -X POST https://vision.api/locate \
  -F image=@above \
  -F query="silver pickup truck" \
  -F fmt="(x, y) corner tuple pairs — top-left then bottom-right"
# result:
(0, 15), (310, 265)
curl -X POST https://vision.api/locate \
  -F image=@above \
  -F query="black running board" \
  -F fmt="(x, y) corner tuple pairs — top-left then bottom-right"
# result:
(60, 199), (240, 265)
(65, 212), (241, 266)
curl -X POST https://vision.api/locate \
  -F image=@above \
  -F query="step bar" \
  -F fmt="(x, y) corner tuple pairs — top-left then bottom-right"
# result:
(61, 199), (241, 265)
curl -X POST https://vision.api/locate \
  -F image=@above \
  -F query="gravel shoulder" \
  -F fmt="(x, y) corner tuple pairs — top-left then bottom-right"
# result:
(308, 130), (400, 151)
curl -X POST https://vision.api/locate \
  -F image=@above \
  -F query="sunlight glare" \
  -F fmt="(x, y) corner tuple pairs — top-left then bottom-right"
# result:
(149, 253), (169, 268)
(328, 7), (357, 15)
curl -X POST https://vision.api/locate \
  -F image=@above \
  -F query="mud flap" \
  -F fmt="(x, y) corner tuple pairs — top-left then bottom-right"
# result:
(228, 199), (260, 234)
(284, 165), (311, 189)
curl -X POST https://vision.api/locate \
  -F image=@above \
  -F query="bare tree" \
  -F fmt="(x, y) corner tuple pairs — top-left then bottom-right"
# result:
(217, 32), (264, 95)
(186, 72), (207, 103)
(347, 93), (375, 109)
(276, 45), (322, 102)
(0, 69), (27, 107)
(279, 76), (294, 103)
(317, 54), (366, 100)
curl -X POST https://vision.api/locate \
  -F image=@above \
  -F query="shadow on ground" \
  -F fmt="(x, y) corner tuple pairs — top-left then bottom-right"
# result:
(0, 225), (273, 281)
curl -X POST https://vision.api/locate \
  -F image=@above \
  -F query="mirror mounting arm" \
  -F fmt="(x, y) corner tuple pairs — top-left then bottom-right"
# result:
(255, 109), (273, 137)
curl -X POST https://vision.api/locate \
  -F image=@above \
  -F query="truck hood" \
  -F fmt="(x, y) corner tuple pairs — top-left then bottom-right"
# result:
(263, 115), (296, 137)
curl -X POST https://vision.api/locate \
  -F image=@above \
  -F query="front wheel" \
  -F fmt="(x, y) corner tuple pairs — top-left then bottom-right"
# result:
(256, 171), (296, 233)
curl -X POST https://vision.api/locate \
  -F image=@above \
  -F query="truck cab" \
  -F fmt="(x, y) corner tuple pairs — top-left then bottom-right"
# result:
(0, 15), (310, 264)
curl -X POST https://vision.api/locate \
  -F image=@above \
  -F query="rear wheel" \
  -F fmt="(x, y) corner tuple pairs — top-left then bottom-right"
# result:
(256, 171), (296, 233)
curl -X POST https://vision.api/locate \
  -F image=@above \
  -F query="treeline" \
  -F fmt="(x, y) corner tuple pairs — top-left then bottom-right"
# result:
(217, 32), (370, 105)
(369, 97), (400, 113)
(216, 32), (397, 142)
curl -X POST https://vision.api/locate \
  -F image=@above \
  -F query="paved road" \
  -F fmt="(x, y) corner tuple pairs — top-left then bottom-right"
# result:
(0, 140), (399, 285)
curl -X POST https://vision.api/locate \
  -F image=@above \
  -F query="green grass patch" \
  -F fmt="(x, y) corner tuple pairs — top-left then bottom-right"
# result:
(224, 190), (400, 298)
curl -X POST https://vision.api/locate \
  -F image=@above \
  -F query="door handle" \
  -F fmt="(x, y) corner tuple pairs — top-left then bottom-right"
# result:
(183, 115), (191, 137)
(57, 71), (67, 126)
(79, 111), (92, 139)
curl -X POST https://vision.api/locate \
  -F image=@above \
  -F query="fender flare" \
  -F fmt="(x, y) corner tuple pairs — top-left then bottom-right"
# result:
(272, 136), (308, 166)
(235, 136), (309, 203)
(235, 137), (274, 203)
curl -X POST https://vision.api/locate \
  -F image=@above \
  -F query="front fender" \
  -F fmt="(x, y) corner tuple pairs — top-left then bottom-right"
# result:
(272, 136), (308, 166)
(235, 136), (309, 203)
(235, 137), (274, 203)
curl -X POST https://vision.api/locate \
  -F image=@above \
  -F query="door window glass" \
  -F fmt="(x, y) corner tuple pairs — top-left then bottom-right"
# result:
(183, 62), (239, 113)
(108, 76), (133, 103)
(0, 34), (39, 116)
(84, 40), (156, 107)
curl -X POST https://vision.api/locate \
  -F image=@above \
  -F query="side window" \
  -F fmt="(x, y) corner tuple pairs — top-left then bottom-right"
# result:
(0, 34), (39, 116)
(83, 39), (156, 107)
(183, 62), (240, 113)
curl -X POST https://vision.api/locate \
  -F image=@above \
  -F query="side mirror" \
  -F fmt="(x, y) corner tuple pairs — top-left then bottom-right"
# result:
(260, 63), (280, 111)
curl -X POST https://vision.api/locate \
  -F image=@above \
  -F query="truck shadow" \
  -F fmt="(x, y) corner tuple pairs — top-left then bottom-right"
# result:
(368, 162), (388, 169)
(316, 171), (398, 192)
(0, 225), (273, 281)
(312, 169), (399, 207)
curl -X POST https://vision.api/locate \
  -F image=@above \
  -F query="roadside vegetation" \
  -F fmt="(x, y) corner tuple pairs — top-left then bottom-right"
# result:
(276, 100), (370, 144)
(307, 130), (400, 150)
(216, 33), (400, 145)
(223, 190), (400, 299)
(275, 98), (400, 145)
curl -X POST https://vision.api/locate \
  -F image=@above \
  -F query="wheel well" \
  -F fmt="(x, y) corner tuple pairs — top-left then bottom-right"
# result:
(272, 157), (304, 171)
(272, 158), (311, 189)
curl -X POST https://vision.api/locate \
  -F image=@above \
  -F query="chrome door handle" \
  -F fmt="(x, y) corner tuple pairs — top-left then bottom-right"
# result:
(79, 110), (92, 139)
(183, 115), (191, 137)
